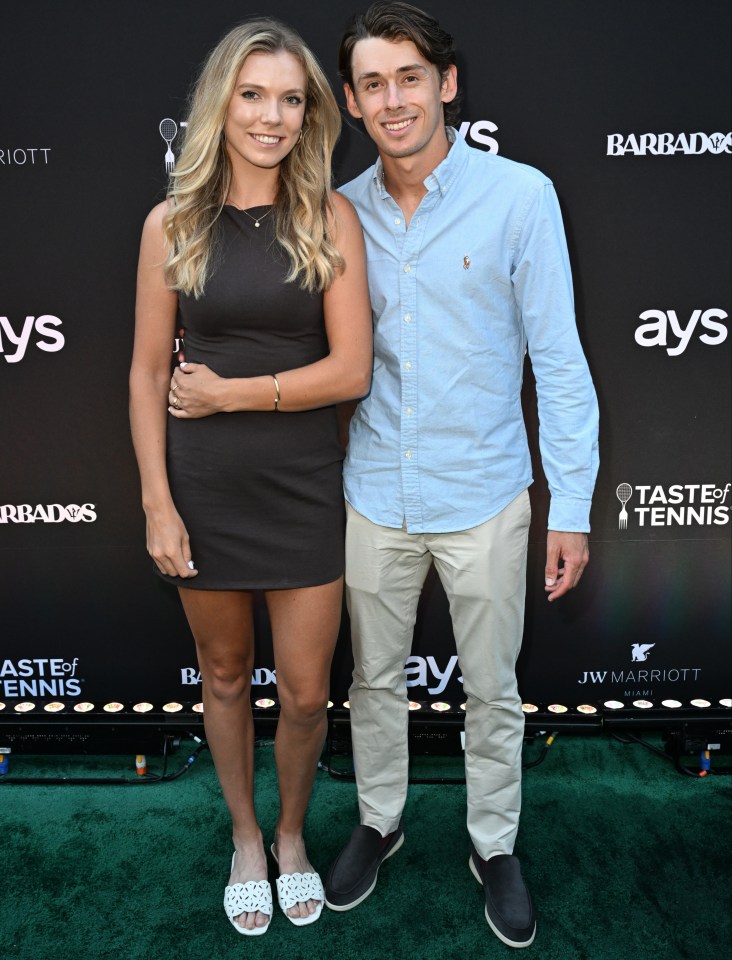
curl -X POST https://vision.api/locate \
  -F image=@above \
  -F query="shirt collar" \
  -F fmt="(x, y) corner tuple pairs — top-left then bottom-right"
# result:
(371, 126), (467, 199)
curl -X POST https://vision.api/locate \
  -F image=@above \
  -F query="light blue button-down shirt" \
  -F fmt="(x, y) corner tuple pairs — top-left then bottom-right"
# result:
(340, 130), (599, 534)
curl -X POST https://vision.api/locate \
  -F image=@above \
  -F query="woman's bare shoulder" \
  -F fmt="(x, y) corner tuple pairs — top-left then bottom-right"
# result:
(143, 199), (172, 233)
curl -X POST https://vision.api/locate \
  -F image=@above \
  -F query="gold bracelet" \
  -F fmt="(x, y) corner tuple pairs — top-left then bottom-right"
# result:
(272, 374), (281, 412)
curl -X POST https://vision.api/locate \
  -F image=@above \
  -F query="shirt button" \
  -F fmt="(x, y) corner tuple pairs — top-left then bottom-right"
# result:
(394, 217), (401, 225)
(404, 314), (412, 323)
(404, 361), (412, 370)
(403, 264), (411, 273)
(406, 407), (413, 416)
(405, 450), (412, 459)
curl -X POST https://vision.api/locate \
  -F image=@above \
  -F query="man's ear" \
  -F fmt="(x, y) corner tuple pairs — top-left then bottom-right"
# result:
(440, 64), (458, 105)
(344, 83), (363, 119)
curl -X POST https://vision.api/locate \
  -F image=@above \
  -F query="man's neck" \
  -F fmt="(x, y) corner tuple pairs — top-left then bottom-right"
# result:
(381, 127), (451, 224)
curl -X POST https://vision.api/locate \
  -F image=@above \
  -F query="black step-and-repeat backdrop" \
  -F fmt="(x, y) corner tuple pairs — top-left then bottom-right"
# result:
(1, 1), (730, 713)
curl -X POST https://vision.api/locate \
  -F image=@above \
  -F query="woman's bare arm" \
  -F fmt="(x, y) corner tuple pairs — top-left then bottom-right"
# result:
(168, 192), (373, 419)
(129, 202), (197, 578)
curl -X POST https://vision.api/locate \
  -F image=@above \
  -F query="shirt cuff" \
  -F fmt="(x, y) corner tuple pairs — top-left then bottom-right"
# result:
(548, 497), (592, 533)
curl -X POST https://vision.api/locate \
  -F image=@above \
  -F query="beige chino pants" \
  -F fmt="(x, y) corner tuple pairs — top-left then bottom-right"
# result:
(345, 490), (531, 860)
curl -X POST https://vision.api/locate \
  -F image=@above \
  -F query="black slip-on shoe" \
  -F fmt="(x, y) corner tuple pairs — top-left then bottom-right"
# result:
(325, 823), (404, 911)
(469, 847), (536, 948)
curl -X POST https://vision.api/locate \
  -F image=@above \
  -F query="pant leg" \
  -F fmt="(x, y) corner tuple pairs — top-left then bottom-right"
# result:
(429, 490), (531, 859)
(345, 503), (432, 836)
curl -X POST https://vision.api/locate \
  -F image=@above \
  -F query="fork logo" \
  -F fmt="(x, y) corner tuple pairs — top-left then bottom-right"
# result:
(158, 118), (189, 172)
(616, 483), (632, 529)
(159, 118), (178, 172)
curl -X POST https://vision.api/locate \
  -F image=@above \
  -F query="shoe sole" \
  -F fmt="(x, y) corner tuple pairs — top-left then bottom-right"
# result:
(325, 833), (404, 911)
(469, 857), (536, 949)
(282, 902), (323, 926)
(229, 919), (270, 936)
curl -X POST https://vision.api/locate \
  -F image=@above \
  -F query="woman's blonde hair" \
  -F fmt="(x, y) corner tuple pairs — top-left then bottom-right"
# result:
(163, 19), (343, 297)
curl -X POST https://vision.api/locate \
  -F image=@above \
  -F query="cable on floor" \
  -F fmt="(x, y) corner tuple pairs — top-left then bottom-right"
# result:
(0, 736), (208, 786)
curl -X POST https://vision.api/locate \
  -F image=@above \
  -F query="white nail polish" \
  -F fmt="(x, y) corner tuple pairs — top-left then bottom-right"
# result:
(180, 361), (188, 368)
(187, 560), (195, 570)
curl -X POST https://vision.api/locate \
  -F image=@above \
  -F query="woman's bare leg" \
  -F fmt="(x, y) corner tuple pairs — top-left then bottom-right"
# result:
(179, 588), (269, 932)
(266, 577), (342, 919)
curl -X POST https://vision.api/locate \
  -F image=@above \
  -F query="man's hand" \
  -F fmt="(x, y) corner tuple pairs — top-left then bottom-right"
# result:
(545, 531), (589, 602)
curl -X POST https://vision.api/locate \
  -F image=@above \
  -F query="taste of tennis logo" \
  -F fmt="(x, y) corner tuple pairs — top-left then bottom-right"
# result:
(616, 482), (730, 529)
(0, 657), (82, 698)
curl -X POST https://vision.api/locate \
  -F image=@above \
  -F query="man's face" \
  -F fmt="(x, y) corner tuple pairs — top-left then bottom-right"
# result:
(344, 37), (457, 161)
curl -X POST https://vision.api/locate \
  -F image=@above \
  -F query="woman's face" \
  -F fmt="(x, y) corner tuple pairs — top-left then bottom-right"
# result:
(224, 49), (307, 174)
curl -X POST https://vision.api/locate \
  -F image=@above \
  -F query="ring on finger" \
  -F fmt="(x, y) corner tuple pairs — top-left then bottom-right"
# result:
(172, 395), (180, 409)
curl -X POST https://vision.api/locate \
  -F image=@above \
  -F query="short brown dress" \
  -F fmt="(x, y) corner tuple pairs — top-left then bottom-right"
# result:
(159, 205), (345, 590)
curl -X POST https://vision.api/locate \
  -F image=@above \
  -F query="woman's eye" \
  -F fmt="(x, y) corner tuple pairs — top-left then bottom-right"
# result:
(285, 96), (303, 105)
(241, 90), (258, 100)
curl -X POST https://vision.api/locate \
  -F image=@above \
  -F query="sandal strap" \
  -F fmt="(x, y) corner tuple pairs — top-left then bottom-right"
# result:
(275, 871), (324, 911)
(224, 880), (273, 919)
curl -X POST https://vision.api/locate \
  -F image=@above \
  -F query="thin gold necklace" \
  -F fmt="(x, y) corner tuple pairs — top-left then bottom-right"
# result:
(229, 203), (273, 228)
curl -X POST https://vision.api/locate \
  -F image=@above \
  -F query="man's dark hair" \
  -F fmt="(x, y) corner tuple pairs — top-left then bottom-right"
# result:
(338, 1), (461, 127)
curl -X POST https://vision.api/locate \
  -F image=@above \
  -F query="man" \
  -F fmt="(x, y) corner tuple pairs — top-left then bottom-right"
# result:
(325, 2), (599, 948)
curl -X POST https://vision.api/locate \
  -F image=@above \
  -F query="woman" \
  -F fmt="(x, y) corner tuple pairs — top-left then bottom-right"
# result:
(129, 19), (372, 935)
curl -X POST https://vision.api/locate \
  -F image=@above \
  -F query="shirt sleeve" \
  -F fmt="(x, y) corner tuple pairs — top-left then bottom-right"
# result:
(510, 180), (599, 532)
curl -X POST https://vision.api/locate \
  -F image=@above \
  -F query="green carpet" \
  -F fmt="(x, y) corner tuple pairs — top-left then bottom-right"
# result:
(2, 734), (729, 960)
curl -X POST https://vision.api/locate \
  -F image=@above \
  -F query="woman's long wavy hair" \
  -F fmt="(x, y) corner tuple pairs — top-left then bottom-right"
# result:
(163, 19), (343, 298)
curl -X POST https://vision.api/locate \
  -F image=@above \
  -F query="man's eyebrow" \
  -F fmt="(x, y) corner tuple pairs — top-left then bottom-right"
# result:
(356, 64), (429, 83)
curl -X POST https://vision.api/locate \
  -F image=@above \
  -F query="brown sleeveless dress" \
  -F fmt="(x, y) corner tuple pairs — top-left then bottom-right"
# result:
(159, 205), (344, 590)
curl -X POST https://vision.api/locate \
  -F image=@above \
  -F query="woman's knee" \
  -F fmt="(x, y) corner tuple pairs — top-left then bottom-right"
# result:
(278, 687), (328, 725)
(203, 660), (252, 701)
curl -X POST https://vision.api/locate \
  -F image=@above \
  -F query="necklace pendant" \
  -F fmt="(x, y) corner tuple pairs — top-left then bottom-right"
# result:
(254, 220), (260, 227)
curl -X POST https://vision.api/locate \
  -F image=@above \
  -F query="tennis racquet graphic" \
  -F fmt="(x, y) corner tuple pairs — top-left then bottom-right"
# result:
(159, 118), (178, 172)
(616, 483), (632, 530)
